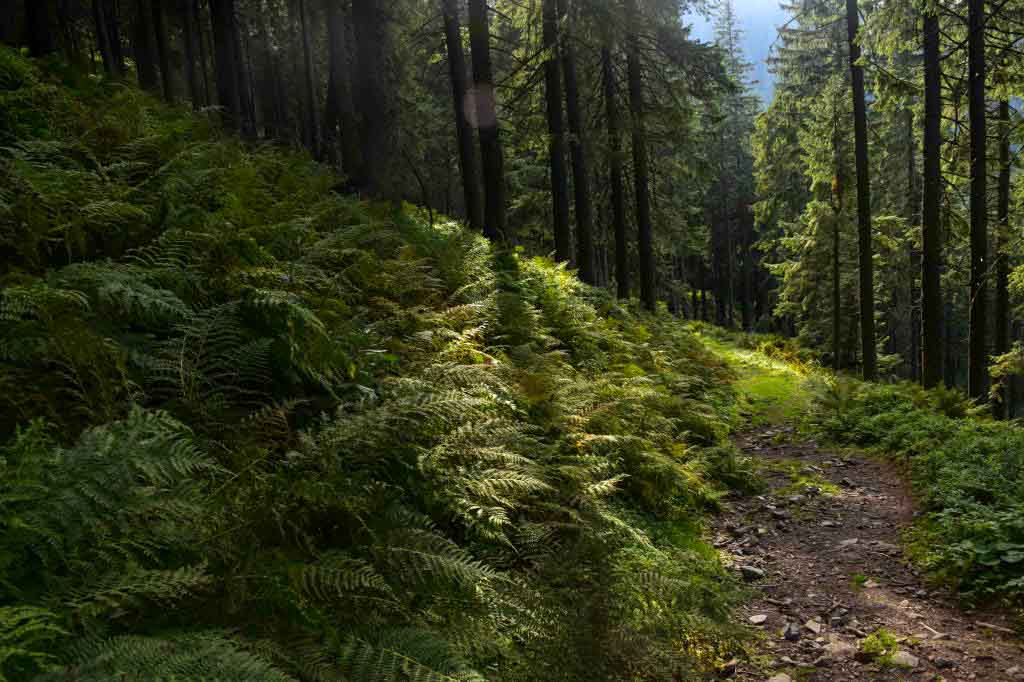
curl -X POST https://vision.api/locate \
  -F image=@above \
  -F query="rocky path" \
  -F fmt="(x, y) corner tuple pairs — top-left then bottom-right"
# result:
(719, 425), (1024, 681)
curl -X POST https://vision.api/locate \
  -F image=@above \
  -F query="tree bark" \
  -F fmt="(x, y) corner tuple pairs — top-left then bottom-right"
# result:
(602, 46), (629, 300)
(468, 0), (506, 241)
(325, 0), (361, 173)
(542, 0), (571, 263)
(967, 0), (988, 399)
(845, 0), (876, 380)
(442, 0), (484, 232)
(134, 0), (160, 93)
(351, 0), (398, 199)
(25, 0), (57, 56)
(558, 0), (595, 284)
(921, 9), (943, 388)
(626, 0), (654, 310)
(194, 0), (211, 104)
(906, 107), (921, 381)
(179, 0), (200, 105)
(995, 99), (1011, 417)
(92, 0), (118, 76)
(151, 0), (174, 102)
(297, 0), (320, 156)
(208, 0), (242, 128)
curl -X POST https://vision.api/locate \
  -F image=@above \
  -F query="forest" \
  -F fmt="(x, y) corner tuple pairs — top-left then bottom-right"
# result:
(4, 0), (1024, 679)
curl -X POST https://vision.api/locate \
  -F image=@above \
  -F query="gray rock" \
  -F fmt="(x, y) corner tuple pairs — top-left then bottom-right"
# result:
(740, 565), (765, 582)
(890, 651), (919, 669)
(749, 614), (768, 625)
(767, 675), (793, 682)
(783, 621), (802, 641)
(934, 657), (957, 669)
(824, 637), (856, 660)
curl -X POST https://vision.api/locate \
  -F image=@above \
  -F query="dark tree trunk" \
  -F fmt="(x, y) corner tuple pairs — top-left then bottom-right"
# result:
(967, 0), (988, 399)
(326, 0), (361, 174)
(995, 100), (1011, 417)
(93, 0), (118, 76)
(442, 0), (483, 231)
(151, 0), (174, 102)
(25, 0), (57, 56)
(740, 215), (753, 331)
(602, 46), (629, 300)
(921, 9), (943, 388)
(232, 7), (255, 138)
(626, 0), (654, 310)
(134, 0), (160, 92)
(194, 0), (211, 104)
(846, 0), (876, 380)
(468, 0), (506, 241)
(209, 0), (241, 128)
(297, 0), (320, 156)
(833, 204), (842, 372)
(108, 0), (126, 74)
(906, 107), (921, 381)
(351, 0), (398, 199)
(543, 0), (571, 263)
(179, 0), (200, 105)
(558, 0), (595, 284)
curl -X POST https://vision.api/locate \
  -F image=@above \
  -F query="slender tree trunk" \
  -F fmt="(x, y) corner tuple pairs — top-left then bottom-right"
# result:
(194, 0), (211, 105)
(468, 0), (506, 241)
(921, 10), (943, 388)
(232, 6), (255, 138)
(845, 0), (876, 380)
(440, 0), (482, 230)
(179, 0), (200, 105)
(995, 99), (1011, 417)
(741, 216), (753, 330)
(209, 0), (241, 128)
(602, 46), (629, 299)
(905, 107), (921, 381)
(297, 0), (319, 156)
(626, 0), (654, 310)
(93, 0), (117, 76)
(105, 0), (126, 74)
(967, 0), (988, 399)
(558, 0), (595, 284)
(134, 0), (160, 92)
(351, 0), (398, 199)
(25, 0), (57, 56)
(151, 0), (174, 101)
(326, 0), (361, 174)
(543, 0), (571, 263)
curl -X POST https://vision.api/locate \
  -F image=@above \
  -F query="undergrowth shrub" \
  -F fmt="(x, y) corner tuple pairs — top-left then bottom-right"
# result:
(810, 379), (1024, 606)
(0, 46), (751, 680)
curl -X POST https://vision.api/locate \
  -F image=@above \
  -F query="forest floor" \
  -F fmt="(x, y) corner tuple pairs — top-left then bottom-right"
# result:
(701, 334), (1024, 681)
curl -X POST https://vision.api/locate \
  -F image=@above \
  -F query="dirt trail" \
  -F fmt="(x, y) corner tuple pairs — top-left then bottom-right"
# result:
(720, 425), (1024, 681)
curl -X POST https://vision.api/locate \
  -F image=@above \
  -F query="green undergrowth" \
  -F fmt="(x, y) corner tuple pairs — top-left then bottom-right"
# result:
(691, 324), (813, 426)
(0, 47), (760, 680)
(703, 324), (1024, 617)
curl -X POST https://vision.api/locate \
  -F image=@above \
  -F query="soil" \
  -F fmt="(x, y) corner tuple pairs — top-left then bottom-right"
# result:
(719, 425), (1024, 681)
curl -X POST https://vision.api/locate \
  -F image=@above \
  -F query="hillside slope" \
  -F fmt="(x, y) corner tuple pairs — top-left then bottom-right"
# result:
(0, 47), (755, 681)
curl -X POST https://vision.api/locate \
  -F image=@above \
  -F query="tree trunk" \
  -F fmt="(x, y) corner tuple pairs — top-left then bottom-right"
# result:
(602, 46), (629, 300)
(558, 0), (595, 284)
(92, 0), (118, 76)
(626, 0), (654, 310)
(921, 9), (943, 388)
(151, 0), (174, 102)
(442, 0), (483, 231)
(134, 0), (160, 92)
(25, 0), (57, 56)
(297, 0), (320, 156)
(468, 0), (506, 241)
(905, 107), (921, 381)
(232, 7), (256, 138)
(967, 0), (988, 400)
(995, 99), (1011, 417)
(351, 0), (398, 199)
(208, 0), (241, 128)
(542, 0), (571, 263)
(845, 0), (876, 380)
(326, 0), (361, 174)
(194, 0), (211, 104)
(179, 0), (200, 105)
(106, 0), (126, 75)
